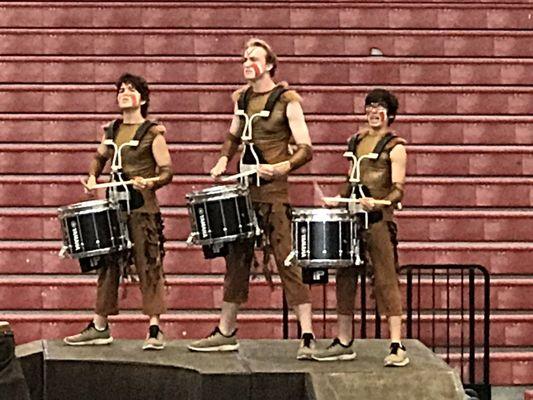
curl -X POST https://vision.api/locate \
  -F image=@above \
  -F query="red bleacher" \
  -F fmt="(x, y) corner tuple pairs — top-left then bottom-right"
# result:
(0, 0), (532, 389)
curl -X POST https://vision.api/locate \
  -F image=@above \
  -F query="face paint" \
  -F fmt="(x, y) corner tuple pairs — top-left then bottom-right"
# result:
(117, 83), (142, 109)
(243, 47), (267, 80)
(378, 109), (387, 123)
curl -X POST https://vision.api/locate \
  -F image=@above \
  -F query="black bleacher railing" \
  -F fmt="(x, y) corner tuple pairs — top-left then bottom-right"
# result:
(282, 263), (491, 400)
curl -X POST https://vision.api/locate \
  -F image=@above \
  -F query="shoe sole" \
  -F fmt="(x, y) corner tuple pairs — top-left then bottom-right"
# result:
(187, 343), (239, 352)
(296, 354), (314, 360)
(384, 357), (410, 367)
(63, 337), (114, 346)
(142, 343), (165, 351)
(311, 353), (357, 362)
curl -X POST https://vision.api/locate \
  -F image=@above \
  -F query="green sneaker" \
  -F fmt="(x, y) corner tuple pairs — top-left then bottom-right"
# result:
(63, 322), (113, 346)
(296, 333), (317, 360)
(384, 342), (410, 367)
(311, 338), (356, 362)
(142, 325), (165, 351)
(187, 327), (239, 352)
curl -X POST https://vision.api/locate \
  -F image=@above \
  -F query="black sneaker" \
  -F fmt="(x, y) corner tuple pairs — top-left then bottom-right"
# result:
(384, 342), (410, 367)
(143, 325), (165, 350)
(296, 332), (316, 360)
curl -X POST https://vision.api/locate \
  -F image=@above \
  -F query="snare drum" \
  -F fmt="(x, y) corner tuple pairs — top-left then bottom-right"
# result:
(292, 208), (362, 268)
(58, 199), (130, 261)
(186, 184), (259, 247)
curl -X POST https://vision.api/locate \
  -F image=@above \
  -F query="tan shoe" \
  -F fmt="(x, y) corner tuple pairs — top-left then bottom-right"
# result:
(296, 333), (317, 360)
(384, 342), (410, 367)
(64, 322), (113, 346)
(143, 325), (165, 350)
(187, 327), (239, 352)
(311, 338), (356, 362)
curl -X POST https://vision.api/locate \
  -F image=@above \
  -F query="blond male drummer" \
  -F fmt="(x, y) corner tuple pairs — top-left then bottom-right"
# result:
(317, 88), (409, 367)
(187, 38), (317, 359)
(64, 73), (173, 350)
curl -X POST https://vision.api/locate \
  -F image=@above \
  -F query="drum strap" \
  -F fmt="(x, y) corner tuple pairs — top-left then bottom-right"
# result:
(104, 119), (158, 142)
(237, 84), (288, 116)
(347, 132), (397, 159)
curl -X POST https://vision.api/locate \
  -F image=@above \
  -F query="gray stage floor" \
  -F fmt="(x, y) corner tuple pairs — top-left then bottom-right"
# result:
(18, 339), (466, 400)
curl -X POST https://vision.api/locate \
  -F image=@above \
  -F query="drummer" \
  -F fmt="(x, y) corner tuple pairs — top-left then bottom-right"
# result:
(187, 38), (317, 360)
(63, 73), (173, 350)
(315, 88), (409, 366)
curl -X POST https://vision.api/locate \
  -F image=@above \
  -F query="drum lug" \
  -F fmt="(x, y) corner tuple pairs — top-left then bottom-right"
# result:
(284, 250), (296, 268)
(58, 246), (69, 259)
(186, 233), (196, 246)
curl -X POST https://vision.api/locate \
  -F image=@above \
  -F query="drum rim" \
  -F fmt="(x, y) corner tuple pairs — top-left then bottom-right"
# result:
(187, 184), (248, 198)
(297, 259), (355, 267)
(66, 245), (129, 259)
(292, 208), (353, 222)
(192, 231), (257, 246)
(58, 199), (113, 214)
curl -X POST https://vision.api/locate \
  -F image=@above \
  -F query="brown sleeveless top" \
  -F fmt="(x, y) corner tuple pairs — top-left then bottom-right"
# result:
(106, 121), (166, 214)
(355, 131), (407, 221)
(235, 87), (300, 204)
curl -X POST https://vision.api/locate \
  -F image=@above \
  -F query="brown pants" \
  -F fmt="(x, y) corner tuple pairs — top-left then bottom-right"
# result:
(336, 220), (402, 317)
(223, 203), (311, 307)
(95, 212), (167, 316)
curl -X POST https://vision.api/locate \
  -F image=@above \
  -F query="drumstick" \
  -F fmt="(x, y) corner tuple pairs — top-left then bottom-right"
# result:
(322, 197), (392, 206)
(220, 168), (258, 182)
(220, 161), (291, 182)
(89, 177), (160, 189)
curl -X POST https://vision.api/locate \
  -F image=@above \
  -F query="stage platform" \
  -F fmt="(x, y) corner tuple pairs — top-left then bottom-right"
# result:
(16, 339), (465, 400)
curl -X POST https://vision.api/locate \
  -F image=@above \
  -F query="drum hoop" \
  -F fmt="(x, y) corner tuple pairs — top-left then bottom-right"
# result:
(187, 185), (249, 200)
(58, 206), (119, 219)
(58, 200), (116, 216)
(67, 245), (129, 259)
(188, 192), (249, 204)
(297, 260), (355, 268)
(192, 231), (257, 246)
(292, 208), (350, 220)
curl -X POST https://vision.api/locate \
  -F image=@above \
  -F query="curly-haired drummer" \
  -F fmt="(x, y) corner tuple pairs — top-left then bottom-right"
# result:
(64, 73), (173, 350)
(187, 38), (316, 359)
(313, 89), (409, 367)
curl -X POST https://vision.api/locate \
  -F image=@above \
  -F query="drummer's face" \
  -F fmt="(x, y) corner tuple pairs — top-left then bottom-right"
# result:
(242, 46), (269, 81)
(117, 82), (143, 111)
(365, 102), (388, 128)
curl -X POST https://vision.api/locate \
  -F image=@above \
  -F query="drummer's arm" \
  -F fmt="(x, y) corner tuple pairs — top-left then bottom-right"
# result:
(360, 144), (407, 210)
(211, 102), (242, 178)
(85, 135), (111, 189)
(261, 101), (312, 179)
(385, 144), (407, 205)
(134, 130), (173, 191)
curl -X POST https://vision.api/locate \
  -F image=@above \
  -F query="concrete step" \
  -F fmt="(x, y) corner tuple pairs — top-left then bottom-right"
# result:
(3, 84), (533, 116)
(1, 2), (532, 30)
(1, 113), (532, 145)
(1, 240), (532, 275)
(2, 143), (532, 176)
(2, 28), (533, 57)
(1, 175), (532, 207)
(3, 207), (533, 242)
(2, 55), (533, 85)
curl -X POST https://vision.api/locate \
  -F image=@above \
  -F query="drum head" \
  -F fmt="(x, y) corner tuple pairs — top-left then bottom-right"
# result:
(292, 207), (350, 221)
(186, 184), (248, 201)
(58, 199), (112, 216)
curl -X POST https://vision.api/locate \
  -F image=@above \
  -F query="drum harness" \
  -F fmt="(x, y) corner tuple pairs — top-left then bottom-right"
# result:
(236, 85), (288, 188)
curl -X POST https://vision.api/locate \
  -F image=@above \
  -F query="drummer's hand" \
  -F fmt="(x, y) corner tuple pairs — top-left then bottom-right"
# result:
(210, 157), (228, 179)
(257, 164), (275, 180)
(81, 175), (96, 194)
(132, 176), (149, 191)
(359, 197), (376, 211)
